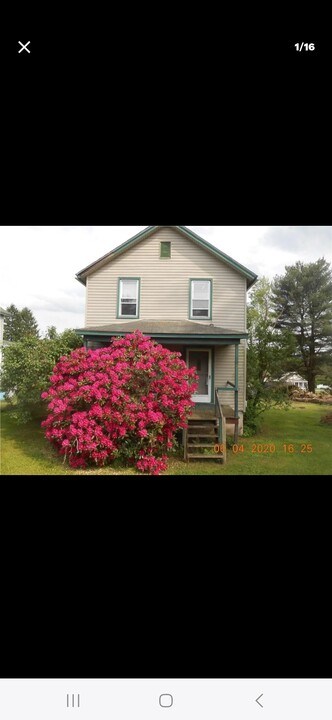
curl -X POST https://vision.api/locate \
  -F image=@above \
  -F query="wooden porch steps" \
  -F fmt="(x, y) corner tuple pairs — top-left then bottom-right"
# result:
(187, 443), (219, 448)
(184, 417), (225, 463)
(186, 454), (219, 459)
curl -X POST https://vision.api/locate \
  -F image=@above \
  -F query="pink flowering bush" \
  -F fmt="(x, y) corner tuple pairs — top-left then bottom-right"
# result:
(41, 331), (198, 475)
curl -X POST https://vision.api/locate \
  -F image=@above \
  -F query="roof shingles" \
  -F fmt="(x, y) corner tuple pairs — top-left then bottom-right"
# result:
(76, 319), (247, 337)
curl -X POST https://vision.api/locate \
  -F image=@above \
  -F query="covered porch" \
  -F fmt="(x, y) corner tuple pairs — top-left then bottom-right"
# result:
(190, 404), (236, 423)
(75, 319), (248, 457)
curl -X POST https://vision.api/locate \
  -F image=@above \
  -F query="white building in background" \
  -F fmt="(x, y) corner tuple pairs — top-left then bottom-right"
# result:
(279, 372), (308, 390)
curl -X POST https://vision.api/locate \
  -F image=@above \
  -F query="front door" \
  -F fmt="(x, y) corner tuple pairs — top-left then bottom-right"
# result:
(187, 349), (212, 403)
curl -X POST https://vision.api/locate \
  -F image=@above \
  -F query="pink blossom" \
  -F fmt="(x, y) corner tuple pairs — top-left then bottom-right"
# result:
(41, 330), (197, 475)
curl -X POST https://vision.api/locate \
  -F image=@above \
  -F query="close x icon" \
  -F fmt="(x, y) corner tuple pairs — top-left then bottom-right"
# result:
(18, 41), (31, 54)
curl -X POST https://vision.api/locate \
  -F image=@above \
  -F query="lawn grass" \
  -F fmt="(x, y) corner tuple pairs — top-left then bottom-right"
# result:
(168, 402), (332, 475)
(1, 401), (331, 475)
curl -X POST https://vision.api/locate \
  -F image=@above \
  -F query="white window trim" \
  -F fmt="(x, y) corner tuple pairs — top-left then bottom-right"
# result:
(190, 279), (212, 320)
(118, 278), (140, 319)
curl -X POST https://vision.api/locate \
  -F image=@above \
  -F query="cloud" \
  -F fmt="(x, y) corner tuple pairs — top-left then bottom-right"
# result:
(37, 310), (85, 333)
(262, 226), (332, 255)
(190, 226), (216, 237)
(29, 290), (85, 314)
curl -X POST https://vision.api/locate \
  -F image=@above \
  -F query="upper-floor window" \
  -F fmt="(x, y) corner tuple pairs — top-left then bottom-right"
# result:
(160, 241), (171, 258)
(190, 279), (212, 319)
(118, 278), (140, 318)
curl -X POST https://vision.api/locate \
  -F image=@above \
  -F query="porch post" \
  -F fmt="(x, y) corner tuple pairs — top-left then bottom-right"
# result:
(234, 343), (239, 443)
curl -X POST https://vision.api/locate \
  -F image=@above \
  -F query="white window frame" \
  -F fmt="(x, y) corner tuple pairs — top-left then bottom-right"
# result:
(118, 278), (140, 319)
(190, 279), (212, 320)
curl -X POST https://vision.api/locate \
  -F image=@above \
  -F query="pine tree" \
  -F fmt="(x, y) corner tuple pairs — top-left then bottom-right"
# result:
(4, 305), (40, 342)
(272, 259), (332, 391)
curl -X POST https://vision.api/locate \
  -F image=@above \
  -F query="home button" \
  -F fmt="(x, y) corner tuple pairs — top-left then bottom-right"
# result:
(159, 694), (173, 708)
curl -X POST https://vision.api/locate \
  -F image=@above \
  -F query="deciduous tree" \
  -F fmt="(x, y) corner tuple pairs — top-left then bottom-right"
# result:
(0, 329), (83, 422)
(245, 277), (293, 433)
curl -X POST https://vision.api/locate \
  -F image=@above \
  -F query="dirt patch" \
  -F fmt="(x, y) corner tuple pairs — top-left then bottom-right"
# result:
(320, 413), (332, 425)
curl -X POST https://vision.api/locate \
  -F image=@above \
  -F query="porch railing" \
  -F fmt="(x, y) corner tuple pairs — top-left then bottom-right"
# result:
(216, 381), (239, 443)
(215, 389), (226, 463)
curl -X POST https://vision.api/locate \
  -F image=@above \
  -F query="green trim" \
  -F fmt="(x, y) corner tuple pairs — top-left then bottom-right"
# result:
(116, 277), (140, 319)
(235, 343), (239, 419)
(211, 347), (215, 402)
(75, 330), (247, 341)
(75, 225), (258, 288)
(218, 412), (222, 445)
(177, 226), (257, 287)
(75, 227), (156, 284)
(189, 278), (212, 321)
(160, 241), (171, 258)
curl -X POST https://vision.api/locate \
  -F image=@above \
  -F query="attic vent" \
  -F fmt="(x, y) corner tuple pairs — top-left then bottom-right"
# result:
(160, 241), (171, 258)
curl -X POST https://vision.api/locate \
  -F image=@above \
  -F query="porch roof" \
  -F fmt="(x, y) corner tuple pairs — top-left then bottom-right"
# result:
(75, 320), (248, 342)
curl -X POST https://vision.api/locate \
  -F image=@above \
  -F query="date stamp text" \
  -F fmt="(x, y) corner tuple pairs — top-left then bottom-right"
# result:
(214, 443), (314, 454)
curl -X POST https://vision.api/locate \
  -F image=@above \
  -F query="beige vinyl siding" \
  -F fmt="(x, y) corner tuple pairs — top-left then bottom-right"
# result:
(85, 227), (247, 329)
(214, 342), (246, 413)
(85, 275), (89, 326)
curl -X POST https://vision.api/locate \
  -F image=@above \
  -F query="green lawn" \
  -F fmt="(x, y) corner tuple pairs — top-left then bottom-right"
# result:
(1, 401), (331, 475)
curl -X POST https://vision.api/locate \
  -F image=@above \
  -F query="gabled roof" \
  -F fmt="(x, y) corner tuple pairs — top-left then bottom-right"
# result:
(279, 372), (308, 382)
(75, 226), (258, 289)
(0, 306), (8, 316)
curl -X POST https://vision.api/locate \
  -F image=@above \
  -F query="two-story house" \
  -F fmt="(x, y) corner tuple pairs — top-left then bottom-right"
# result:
(75, 226), (257, 454)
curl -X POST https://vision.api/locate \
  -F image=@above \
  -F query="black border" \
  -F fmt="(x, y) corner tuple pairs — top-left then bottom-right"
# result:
(1, 29), (330, 677)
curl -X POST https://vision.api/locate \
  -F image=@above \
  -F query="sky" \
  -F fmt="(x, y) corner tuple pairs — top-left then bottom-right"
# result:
(0, 226), (331, 336)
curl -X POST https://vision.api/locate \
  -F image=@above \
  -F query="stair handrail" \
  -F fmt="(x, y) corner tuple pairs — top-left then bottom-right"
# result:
(215, 388), (223, 446)
(215, 388), (223, 419)
(216, 382), (239, 444)
(215, 389), (226, 462)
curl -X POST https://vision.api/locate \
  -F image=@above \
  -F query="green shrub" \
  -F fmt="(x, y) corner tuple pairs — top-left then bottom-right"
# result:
(243, 399), (263, 436)
(0, 330), (83, 423)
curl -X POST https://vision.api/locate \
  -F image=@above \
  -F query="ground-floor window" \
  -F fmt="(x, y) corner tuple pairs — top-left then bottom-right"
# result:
(85, 340), (112, 350)
(161, 344), (185, 358)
